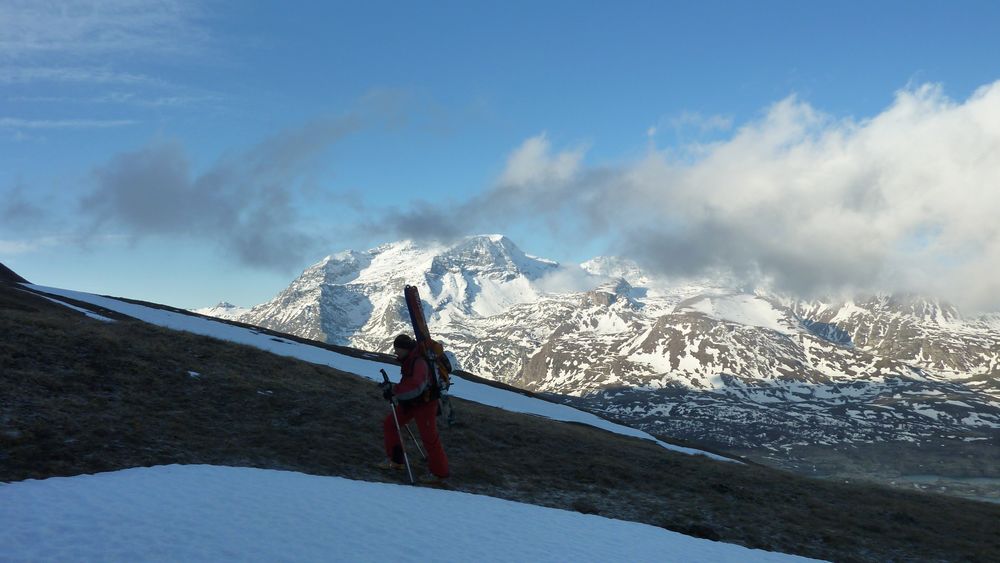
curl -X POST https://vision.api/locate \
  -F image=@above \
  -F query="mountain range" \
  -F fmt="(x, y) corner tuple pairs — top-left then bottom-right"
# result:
(196, 235), (1000, 469)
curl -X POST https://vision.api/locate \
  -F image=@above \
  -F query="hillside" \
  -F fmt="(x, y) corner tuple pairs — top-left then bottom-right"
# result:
(0, 263), (28, 284)
(2, 278), (999, 562)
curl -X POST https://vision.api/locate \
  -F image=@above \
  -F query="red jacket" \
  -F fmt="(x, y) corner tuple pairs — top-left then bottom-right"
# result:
(393, 352), (430, 404)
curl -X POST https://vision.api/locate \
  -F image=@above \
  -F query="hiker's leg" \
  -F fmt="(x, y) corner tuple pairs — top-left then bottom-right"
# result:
(415, 401), (449, 478)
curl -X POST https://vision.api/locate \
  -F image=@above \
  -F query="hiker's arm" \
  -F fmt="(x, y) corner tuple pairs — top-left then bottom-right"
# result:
(393, 360), (429, 402)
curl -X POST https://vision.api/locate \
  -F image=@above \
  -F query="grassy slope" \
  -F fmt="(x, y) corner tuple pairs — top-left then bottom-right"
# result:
(2, 283), (998, 563)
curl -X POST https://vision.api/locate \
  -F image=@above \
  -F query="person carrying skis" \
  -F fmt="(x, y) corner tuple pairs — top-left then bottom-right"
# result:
(379, 333), (450, 480)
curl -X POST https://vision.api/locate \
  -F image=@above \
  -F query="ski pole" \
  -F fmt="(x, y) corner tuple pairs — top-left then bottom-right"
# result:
(381, 369), (414, 485)
(405, 424), (426, 459)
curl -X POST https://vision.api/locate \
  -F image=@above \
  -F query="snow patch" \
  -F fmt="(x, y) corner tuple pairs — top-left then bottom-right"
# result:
(19, 289), (116, 322)
(0, 465), (814, 562)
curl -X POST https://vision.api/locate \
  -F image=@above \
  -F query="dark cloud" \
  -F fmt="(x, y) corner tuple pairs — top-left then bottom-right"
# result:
(80, 114), (363, 271)
(1, 183), (47, 230)
(373, 134), (596, 244)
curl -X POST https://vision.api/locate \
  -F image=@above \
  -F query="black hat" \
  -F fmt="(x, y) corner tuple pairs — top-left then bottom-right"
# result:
(393, 334), (416, 350)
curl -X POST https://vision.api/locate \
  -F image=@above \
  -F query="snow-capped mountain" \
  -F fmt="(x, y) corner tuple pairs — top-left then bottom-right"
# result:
(192, 302), (250, 321)
(238, 235), (559, 348)
(208, 235), (1000, 451)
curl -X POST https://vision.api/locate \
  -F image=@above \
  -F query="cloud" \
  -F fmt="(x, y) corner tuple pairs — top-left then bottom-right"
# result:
(1, 184), (47, 234)
(498, 133), (585, 186)
(0, 0), (209, 59)
(0, 66), (163, 85)
(534, 264), (601, 294)
(378, 81), (1000, 312)
(666, 111), (734, 135)
(610, 83), (1000, 312)
(647, 111), (734, 147)
(0, 236), (70, 255)
(0, 117), (138, 129)
(79, 113), (364, 271)
(377, 133), (590, 242)
(8, 92), (218, 106)
(0, 239), (43, 255)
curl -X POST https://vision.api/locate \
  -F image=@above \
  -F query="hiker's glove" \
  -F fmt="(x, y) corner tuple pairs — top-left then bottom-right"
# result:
(379, 382), (393, 400)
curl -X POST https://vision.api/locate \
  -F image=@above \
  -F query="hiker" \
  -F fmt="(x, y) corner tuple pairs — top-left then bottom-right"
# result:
(380, 333), (450, 480)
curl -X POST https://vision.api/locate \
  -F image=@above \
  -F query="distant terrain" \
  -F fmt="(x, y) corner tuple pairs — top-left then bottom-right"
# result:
(198, 235), (1000, 502)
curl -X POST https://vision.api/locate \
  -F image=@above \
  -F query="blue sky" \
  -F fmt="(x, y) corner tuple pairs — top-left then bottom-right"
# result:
(3, 1), (1000, 309)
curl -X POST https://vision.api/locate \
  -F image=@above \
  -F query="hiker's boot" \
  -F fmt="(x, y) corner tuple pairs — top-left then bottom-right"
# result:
(373, 460), (405, 472)
(418, 473), (449, 487)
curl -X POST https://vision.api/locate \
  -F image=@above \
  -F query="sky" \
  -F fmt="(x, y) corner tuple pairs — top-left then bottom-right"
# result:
(2, 0), (1000, 311)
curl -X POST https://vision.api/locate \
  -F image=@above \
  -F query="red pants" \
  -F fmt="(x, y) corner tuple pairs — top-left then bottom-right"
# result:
(383, 400), (449, 478)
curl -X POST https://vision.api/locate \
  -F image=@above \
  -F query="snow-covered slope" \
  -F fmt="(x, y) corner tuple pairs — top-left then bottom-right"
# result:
(0, 465), (816, 562)
(214, 235), (1000, 451)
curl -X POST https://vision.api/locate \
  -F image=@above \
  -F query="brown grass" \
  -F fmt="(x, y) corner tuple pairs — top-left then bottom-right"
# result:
(2, 283), (999, 562)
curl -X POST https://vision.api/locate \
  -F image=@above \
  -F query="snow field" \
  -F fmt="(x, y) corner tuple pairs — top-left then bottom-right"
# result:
(0, 465), (819, 563)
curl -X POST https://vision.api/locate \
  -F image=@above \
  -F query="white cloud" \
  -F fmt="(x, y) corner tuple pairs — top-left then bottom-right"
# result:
(5, 88), (224, 111)
(0, 239), (39, 254)
(534, 264), (601, 294)
(614, 82), (1000, 311)
(0, 0), (208, 59)
(0, 117), (138, 129)
(387, 80), (1000, 312)
(0, 66), (163, 85)
(0, 235), (76, 255)
(499, 133), (585, 187)
(667, 111), (734, 134)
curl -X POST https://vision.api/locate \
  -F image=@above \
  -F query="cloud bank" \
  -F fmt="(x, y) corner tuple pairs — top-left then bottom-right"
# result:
(383, 81), (1000, 312)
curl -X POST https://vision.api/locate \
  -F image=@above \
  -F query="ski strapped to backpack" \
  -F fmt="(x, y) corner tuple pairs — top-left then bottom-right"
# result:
(404, 285), (456, 426)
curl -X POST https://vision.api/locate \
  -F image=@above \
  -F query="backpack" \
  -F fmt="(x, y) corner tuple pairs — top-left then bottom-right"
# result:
(418, 337), (453, 397)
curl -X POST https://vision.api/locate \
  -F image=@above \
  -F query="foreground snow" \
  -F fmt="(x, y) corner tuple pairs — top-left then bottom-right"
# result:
(0, 465), (818, 562)
(25, 283), (733, 462)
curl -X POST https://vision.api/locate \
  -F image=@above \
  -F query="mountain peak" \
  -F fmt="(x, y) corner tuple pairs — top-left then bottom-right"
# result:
(594, 277), (632, 295)
(193, 301), (250, 320)
(583, 277), (640, 308)
(431, 234), (558, 280)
